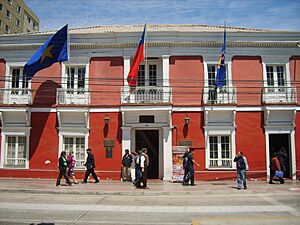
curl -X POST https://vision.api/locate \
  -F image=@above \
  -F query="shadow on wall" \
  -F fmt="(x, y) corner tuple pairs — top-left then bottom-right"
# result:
(30, 80), (60, 160)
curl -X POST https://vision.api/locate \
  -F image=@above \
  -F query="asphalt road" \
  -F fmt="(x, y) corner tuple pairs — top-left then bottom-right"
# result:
(0, 191), (299, 225)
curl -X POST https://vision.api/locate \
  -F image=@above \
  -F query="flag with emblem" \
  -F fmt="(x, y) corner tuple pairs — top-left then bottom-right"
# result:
(215, 25), (226, 88)
(127, 23), (146, 87)
(24, 24), (68, 79)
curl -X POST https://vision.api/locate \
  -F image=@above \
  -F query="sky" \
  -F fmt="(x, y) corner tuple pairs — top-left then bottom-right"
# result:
(24, 0), (300, 32)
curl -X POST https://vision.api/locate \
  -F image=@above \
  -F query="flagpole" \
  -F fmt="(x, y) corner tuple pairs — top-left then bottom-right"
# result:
(67, 24), (72, 90)
(144, 19), (147, 87)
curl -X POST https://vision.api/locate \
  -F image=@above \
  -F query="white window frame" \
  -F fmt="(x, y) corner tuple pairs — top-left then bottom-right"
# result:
(15, 19), (20, 27)
(204, 61), (232, 87)
(5, 63), (31, 90)
(205, 129), (236, 170)
(62, 136), (86, 169)
(6, 10), (11, 20)
(137, 59), (162, 87)
(62, 63), (89, 90)
(0, 128), (30, 169)
(16, 5), (21, 13)
(58, 129), (89, 171)
(262, 63), (291, 88)
(5, 25), (10, 34)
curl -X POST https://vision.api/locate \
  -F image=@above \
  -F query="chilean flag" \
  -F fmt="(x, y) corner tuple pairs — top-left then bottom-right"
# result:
(127, 24), (146, 87)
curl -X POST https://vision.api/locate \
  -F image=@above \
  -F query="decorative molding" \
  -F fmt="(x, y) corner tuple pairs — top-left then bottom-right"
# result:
(1, 41), (299, 51)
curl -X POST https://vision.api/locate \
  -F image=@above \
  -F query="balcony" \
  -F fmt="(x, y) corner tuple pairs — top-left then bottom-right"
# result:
(56, 88), (90, 105)
(121, 86), (172, 104)
(203, 86), (237, 105)
(262, 86), (297, 104)
(0, 88), (32, 105)
(209, 159), (232, 168)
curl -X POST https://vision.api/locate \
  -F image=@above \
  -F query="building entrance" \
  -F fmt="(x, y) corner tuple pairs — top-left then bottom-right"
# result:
(135, 130), (159, 179)
(269, 134), (291, 178)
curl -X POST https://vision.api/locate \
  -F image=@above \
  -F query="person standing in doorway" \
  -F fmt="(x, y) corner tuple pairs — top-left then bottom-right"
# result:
(122, 149), (133, 182)
(270, 152), (284, 184)
(56, 151), (72, 186)
(82, 148), (99, 183)
(277, 147), (288, 177)
(139, 148), (149, 189)
(233, 151), (249, 190)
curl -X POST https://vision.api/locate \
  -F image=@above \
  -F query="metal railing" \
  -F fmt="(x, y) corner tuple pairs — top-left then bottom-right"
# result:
(0, 88), (32, 105)
(4, 158), (26, 168)
(262, 86), (297, 104)
(209, 159), (232, 168)
(121, 86), (172, 104)
(203, 86), (237, 104)
(56, 88), (90, 105)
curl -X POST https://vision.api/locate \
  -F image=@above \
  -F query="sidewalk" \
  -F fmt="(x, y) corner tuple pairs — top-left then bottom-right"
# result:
(0, 178), (299, 196)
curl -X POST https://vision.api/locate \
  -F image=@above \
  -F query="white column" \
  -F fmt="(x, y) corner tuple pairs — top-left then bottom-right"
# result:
(162, 55), (170, 87)
(123, 56), (131, 87)
(162, 126), (172, 181)
(265, 131), (270, 181)
(122, 127), (131, 156)
(291, 130), (296, 180)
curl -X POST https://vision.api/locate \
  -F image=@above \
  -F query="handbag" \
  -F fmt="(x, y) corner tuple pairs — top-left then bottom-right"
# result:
(275, 170), (283, 178)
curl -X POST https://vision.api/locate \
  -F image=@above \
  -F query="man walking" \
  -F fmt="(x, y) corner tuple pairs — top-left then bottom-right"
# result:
(183, 148), (196, 186)
(233, 151), (249, 190)
(139, 148), (149, 189)
(82, 148), (99, 183)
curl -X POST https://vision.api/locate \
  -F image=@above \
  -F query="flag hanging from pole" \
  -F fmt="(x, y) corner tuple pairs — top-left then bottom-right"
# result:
(215, 27), (226, 88)
(24, 24), (68, 79)
(127, 24), (146, 87)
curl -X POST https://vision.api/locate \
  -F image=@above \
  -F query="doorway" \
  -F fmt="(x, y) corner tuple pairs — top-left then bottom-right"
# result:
(269, 134), (291, 178)
(135, 130), (159, 179)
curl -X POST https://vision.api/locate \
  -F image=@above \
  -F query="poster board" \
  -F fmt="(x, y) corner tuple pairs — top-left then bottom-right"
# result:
(171, 146), (188, 182)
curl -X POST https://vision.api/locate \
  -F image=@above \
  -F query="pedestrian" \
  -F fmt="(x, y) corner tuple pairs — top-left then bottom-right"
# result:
(233, 151), (249, 190)
(269, 152), (284, 184)
(182, 148), (196, 186)
(139, 148), (149, 189)
(130, 151), (138, 185)
(67, 151), (79, 184)
(182, 148), (189, 185)
(134, 150), (143, 188)
(56, 151), (72, 186)
(82, 148), (99, 183)
(277, 147), (287, 176)
(122, 149), (133, 182)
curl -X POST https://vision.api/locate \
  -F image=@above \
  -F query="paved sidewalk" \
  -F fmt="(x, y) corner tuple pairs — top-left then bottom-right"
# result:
(0, 178), (299, 196)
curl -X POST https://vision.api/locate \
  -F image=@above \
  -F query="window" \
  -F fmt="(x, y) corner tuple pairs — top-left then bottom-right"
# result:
(208, 135), (232, 168)
(0, 3), (3, 11)
(7, 0), (12, 6)
(63, 137), (86, 168)
(266, 65), (286, 92)
(66, 66), (86, 93)
(6, 10), (11, 20)
(137, 63), (158, 87)
(11, 68), (29, 91)
(0, 20), (2, 27)
(4, 136), (27, 168)
(5, 25), (10, 34)
(15, 19), (19, 27)
(27, 15), (31, 24)
(207, 64), (227, 86)
(16, 5), (21, 13)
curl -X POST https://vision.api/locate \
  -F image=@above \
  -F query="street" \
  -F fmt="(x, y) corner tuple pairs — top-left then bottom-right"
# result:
(0, 179), (299, 225)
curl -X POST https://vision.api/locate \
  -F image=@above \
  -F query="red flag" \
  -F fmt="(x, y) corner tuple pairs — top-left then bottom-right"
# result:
(127, 24), (146, 87)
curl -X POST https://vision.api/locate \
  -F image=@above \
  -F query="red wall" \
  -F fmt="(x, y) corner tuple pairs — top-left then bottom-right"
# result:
(89, 57), (123, 106)
(232, 56), (263, 106)
(0, 59), (6, 89)
(295, 112), (300, 178)
(170, 56), (203, 106)
(290, 56), (300, 106)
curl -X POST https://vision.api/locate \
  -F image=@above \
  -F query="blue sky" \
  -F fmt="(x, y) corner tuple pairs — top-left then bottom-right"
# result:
(25, 0), (300, 31)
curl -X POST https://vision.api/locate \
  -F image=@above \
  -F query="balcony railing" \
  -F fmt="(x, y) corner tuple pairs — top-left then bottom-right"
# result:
(121, 86), (172, 104)
(262, 86), (297, 104)
(4, 158), (26, 168)
(56, 88), (90, 105)
(209, 159), (232, 168)
(203, 86), (237, 104)
(0, 88), (32, 105)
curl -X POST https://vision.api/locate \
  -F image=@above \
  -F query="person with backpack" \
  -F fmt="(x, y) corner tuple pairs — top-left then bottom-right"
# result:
(122, 149), (133, 182)
(233, 151), (249, 190)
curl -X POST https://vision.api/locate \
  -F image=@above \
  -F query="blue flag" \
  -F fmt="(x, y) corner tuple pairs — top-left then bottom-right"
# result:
(215, 29), (226, 88)
(24, 25), (68, 79)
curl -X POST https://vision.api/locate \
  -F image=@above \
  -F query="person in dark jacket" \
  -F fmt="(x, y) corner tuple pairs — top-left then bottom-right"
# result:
(270, 152), (284, 184)
(277, 147), (288, 176)
(82, 148), (99, 183)
(122, 149), (133, 182)
(183, 149), (196, 186)
(233, 151), (249, 190)
(56, 151), (72, 186)
(182, 149), (190, 185)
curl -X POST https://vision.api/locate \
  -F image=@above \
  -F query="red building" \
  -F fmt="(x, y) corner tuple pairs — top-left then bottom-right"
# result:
(0, 24), (299, 181)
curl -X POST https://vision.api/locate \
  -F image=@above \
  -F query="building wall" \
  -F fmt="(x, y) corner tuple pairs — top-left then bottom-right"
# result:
(89, 57), (123, 106)
(232, 56), (263, 106)
(169, 56), (203, 106)
(0, 59), (5, 89)
(290, 56), (300, 106)
(296, 112), (300, 178)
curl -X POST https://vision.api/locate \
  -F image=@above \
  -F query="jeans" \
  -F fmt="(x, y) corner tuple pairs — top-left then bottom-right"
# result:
(237, 169), (247, 188)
